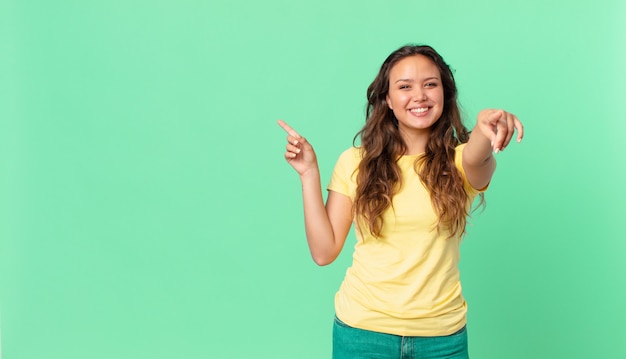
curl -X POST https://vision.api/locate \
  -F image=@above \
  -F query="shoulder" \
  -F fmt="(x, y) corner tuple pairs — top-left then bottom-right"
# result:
(452, 143), (465, 170)
(330, 147), (362, 182)
(335, 146), (363, 166)
(328, 147), (362, 194)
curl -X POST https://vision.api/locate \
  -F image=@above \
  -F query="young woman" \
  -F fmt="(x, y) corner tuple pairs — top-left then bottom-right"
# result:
(278, 45), (523, 359)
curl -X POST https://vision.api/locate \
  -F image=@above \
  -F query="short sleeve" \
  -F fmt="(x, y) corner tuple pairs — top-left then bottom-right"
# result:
(327, 147), (360, 200)
(454, 143), (489, 196)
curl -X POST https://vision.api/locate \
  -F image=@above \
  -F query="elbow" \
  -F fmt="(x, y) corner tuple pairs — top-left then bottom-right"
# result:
(312, 254), (336, 266)
(467, 154), (494, 167)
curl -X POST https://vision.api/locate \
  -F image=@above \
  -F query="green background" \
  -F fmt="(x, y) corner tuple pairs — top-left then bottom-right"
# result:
(1, 0), (624, 358)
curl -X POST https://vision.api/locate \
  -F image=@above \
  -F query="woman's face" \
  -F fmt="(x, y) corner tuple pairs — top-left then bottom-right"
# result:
(385, 55), (444, 136)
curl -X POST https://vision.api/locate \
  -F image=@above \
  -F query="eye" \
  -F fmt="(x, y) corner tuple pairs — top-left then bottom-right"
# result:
(399, 84), (411, 90)
(425, 82), (438, 88)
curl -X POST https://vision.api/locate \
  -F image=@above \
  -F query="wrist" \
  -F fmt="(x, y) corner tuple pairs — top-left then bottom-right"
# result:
(299, 167), (320, 181)
(299, 167), (321, 187)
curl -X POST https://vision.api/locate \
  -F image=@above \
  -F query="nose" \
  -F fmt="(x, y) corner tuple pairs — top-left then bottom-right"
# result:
(412, 88), (427, 101)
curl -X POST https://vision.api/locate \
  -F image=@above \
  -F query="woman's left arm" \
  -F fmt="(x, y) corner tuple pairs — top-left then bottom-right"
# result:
(462, 109), (524, 190)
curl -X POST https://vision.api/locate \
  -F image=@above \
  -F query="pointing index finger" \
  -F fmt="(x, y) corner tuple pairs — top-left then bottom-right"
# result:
(277, 119), (301, 138)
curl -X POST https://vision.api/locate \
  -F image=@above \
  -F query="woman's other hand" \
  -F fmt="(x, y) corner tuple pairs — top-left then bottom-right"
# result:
(476, 109), (524, 153)
(277, 119), (319, 176)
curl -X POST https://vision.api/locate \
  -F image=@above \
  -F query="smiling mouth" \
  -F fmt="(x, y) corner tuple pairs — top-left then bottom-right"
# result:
(409, 107), (429, 114)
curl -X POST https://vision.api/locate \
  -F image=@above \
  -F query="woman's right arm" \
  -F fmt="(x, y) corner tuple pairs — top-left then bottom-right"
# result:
(278, 120), (352, 266)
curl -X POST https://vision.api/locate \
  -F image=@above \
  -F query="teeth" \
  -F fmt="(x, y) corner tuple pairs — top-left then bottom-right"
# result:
(410, 107), (428, 113)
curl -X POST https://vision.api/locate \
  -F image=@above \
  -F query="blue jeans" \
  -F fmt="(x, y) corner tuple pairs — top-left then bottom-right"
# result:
(332, 316), (469, 359)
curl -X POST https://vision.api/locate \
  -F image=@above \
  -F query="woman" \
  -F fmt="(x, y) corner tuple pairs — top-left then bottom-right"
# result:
(278, 45), (523, 359)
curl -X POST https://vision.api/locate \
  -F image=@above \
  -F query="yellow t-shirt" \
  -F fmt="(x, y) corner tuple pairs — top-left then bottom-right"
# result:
(327, 143), (483, 337)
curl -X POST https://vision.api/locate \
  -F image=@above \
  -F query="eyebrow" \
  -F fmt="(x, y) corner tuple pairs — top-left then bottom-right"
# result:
(394, 77), (440, 83)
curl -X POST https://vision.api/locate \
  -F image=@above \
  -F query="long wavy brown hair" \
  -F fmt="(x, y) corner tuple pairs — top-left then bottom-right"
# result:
(353, 45), (483, 239)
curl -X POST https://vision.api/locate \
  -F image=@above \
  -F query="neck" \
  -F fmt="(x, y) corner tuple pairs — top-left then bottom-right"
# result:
(400, 129), (430, 155)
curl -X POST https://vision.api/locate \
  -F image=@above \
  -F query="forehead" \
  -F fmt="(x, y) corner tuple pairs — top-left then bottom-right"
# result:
(388, 55), (440, 80)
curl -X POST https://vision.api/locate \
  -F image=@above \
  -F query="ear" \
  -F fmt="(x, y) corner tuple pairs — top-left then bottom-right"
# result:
(385, 95), (392, 110)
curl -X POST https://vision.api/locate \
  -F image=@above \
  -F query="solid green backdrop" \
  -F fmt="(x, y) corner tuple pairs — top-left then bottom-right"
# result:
(1, 0), (624, 358)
